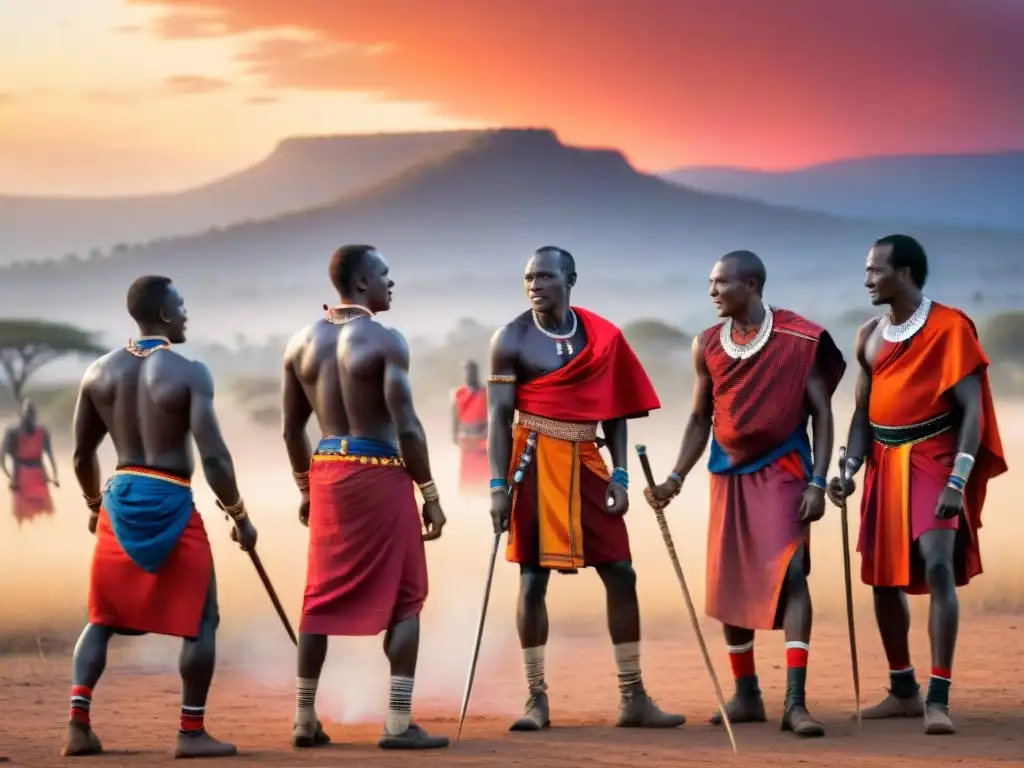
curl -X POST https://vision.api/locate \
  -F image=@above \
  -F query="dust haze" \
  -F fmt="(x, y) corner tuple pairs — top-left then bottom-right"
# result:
(2, 347), (1022, 725)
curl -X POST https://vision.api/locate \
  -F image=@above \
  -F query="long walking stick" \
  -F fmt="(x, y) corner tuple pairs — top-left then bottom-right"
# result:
(218, 501), (298, 646)
(635, 445), (738, 755)
(456, 432), (538, 741)
(837, 447), (861, 729)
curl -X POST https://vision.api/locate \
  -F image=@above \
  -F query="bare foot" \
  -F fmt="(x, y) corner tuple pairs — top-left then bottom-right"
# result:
(61, 721), (103, 757)
(173, 730), (238, 759)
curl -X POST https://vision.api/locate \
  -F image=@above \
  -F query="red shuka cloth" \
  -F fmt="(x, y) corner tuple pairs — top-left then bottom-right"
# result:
(88, 470), (212, 639)
(702, 308), (846, 467)
(515, 306), (661, 421)
(11, 429), (53, 524)
(453, 386), (489, 491)
(301, 458), (428, 636)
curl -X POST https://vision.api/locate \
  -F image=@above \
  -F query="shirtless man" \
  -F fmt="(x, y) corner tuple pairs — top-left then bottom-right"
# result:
(282, 244), (448, 750)
(64, 275), (256, 758)
(487, 246), (685, 731)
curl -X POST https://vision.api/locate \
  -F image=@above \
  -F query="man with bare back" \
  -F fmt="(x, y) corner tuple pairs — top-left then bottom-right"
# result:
(64, 275), (257, 759)
(487, 246), (685, 731)
(282, 244), (448, 750)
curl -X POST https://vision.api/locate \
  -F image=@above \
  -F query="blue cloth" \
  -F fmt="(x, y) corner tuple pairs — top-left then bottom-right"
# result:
(103, 471), (195, 574)
(707, 423), (813, 478)
(316, 435), (400, 458)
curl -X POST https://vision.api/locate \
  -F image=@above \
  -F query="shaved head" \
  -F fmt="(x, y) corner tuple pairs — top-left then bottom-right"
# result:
(534, 245), (576, 276)
(720, 250), (766, 295)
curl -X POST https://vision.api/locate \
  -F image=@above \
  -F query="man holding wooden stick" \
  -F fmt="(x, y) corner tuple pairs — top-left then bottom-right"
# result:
(486, 246), (684, 732)
(645, 250), (845, 737)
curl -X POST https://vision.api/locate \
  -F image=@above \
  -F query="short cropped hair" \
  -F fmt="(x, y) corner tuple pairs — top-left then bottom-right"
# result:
(329, 245), (377, 296)
(875, 234), (928, 288)
(535, 245), (575, 275)
(126, 275), (173, 324)
(721, 250), (766, 295)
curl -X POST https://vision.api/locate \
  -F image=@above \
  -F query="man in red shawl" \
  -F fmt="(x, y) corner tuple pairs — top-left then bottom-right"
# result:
(828, 234), (1006, 735)
(646, 250), (846, 738)
(487, 246), (685, 732)
(450, 360), (488, 493)
(282, 245), (449, 750)
(3, 400), (58, 525)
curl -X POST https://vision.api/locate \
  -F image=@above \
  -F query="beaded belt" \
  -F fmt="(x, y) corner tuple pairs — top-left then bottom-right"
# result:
(515, 411), (598, 442)
(871, 412), (956, 447)
(312, 435), (405, 467)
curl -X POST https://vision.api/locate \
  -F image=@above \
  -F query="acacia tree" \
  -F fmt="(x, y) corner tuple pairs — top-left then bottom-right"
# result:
(0, 320), (105, 403)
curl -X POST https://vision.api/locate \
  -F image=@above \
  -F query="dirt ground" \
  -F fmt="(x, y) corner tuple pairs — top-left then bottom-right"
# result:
(2, 615), (1022, 768)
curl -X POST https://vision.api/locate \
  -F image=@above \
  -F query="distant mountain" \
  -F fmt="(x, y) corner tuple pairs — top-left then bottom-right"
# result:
(663, 152), (1024, 230)
(0, 130), (485, 264)
(3, 129), (1021, 341)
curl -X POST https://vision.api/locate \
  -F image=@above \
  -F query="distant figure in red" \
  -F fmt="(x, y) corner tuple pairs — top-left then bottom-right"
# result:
(451, 360), (488, 493)
(3, 400), (58, 526)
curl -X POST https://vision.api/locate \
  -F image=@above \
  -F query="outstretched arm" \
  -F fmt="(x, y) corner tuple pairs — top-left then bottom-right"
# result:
(189, 361), (243, 512)
(72, 366), (108, 505)
(281, 343), (314, 486)
(668, 335), (714, 482)
(804, 362), (834, 483)
(486, 325), (519, 484)
(382, 328), (435, 486)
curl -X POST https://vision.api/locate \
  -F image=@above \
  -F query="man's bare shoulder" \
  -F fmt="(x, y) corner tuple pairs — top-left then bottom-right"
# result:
(855, 315), (884, 347)
(491, 312), (531, 348)
(371, 320), (409, 360)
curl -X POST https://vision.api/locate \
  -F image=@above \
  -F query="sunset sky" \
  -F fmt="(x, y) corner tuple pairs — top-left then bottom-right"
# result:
(2, 0), (1022, 196)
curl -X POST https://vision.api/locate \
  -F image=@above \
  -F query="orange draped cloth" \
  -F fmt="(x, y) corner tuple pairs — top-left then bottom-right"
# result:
(453, 385), (489, 492)
(505, 307), (661, 571)
(11, 428), (53, 524)
(858, 303), (1006, 593)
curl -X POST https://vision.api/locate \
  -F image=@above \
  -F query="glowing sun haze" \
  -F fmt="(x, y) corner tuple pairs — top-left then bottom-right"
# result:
(2, 0), (1022, 196)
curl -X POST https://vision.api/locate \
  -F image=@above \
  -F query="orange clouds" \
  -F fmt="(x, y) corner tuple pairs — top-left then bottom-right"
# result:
(130, 0), (1024, 170)
(164, 74), (231, 94)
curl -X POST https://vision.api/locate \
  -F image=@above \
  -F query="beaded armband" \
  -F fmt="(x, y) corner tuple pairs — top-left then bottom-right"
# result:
(490, 478), (509, 494)
(418, 480), (440, 503)
(487, 374), (516, 384)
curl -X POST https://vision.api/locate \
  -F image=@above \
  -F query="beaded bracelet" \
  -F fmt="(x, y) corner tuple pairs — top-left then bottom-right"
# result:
(293, 470), (310, 493)
(610, 467), (629, 489)
(418, 480), (440, 503)
(809, 476), (828, 490)
(223, 498), (248, 522)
